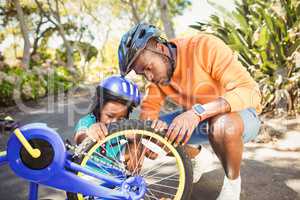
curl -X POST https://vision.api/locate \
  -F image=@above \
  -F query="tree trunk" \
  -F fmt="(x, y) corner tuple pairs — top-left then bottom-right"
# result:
(158, 0), (175, 39)
(31, 16), (49, 58)
(53, 0), (74, 68)
(57, 24), (74, 68)
(14, 0), (31, 68)
(128, 0), (141, 24)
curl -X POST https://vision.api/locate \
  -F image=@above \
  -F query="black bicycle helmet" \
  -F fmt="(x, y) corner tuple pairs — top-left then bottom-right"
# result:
(118, 23), (162, 76)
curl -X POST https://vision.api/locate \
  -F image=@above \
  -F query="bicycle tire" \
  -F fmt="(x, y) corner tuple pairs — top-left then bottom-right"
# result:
(67, 119), (193, 200)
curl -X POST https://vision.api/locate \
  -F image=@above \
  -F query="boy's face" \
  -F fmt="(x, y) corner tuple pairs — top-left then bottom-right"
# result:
(132, 44), (173, 85)
(100, 101), (128, 124)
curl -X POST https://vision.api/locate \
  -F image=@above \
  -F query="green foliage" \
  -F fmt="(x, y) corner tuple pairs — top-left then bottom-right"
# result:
(191, 0), (300, 114)
(21, 72), (47, 100)
(55, 41), (98, 69)
(0, 65), (78, 107)
(0, 0), (192, 107)
(168, 0), (192, 16)
(71, 41), (98, 63)
(48, 66), (76, 93)
(0, 80), (15, 106)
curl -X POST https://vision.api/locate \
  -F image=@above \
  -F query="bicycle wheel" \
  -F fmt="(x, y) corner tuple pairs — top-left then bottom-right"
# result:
(67, 120), (193, 200)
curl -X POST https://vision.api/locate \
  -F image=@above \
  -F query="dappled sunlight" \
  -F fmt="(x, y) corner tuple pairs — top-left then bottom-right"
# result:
(243, 142), (300, 170)
(285, 179), (300, 196)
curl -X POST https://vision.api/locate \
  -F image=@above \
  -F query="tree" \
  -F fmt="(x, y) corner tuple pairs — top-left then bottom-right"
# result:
(35, 0), (74, 68)
(158, 0), (175, 39)
(30, 13), (52, 58)
(116, 0), (191, 39)
(12, 0), (31, 69)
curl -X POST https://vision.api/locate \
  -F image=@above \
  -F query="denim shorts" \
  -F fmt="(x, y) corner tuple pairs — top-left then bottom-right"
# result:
(159, 108), (261, 145)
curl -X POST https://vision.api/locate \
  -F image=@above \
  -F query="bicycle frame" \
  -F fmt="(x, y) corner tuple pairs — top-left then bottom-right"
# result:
(0, 123), (146, 200)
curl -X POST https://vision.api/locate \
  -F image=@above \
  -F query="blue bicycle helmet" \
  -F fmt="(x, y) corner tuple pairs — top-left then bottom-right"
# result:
(97, 75), (141, 107)
(118, 23), (162, 76)
(91, 75), (141, 121)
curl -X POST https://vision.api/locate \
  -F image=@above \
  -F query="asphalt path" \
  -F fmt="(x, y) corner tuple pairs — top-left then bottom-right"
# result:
(0, 93), (299, 200)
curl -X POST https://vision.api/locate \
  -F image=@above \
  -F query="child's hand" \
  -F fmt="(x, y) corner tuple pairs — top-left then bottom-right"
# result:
(86, 122), (108, 142)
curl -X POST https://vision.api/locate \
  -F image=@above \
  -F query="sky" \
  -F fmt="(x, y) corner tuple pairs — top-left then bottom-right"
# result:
(174, 0), (236, 36)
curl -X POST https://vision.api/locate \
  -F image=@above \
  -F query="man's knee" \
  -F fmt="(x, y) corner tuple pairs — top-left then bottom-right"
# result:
(208, 112), (244, 143)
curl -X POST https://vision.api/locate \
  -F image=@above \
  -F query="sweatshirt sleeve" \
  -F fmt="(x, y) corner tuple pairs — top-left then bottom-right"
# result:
(199, 35), (261, 112)
(140, 83), (166, 120)
(74, 114), (96, 133)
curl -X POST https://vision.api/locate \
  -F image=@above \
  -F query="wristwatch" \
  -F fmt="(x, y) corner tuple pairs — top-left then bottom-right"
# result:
(192, 104), (205, 119)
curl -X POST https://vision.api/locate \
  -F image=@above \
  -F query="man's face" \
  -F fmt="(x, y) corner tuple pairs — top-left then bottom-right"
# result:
(132, 46), (173, 85)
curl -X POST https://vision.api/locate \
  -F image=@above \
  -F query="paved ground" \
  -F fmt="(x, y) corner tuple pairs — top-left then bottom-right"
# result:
(0, 92), (299, 200)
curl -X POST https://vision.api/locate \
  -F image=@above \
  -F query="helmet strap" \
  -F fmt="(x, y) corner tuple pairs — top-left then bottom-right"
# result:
(151, 37), (176, 73)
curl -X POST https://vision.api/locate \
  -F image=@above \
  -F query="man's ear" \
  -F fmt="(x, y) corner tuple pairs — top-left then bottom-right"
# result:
(156, 42), (169, 54)
(156, 42), (165, 52)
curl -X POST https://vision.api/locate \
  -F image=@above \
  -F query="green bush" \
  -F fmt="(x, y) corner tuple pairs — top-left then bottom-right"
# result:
(46, 66), (76, 94)
(0, 80), (14, 106)
(0, 65), (78, 107)
(21, 72), (47, 100)
(191, 0), (300, 115)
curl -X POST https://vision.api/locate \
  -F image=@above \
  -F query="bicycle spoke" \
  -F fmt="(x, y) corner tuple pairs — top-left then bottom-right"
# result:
(144, 168), (179, 181)
(115, 136), (126, 170)
(145, 193), (158, 200)
(84, 159), (126, 181)
(148, 181), (178, 190)
(141, 158), (176, 178)
(146, 173), (180, 188)
(125, 135), (135, 175)
(92, 149), (125, 171)
(85, 158), (112, 177)
(107, 139), (127, 172)
(132, 131), (149, 175)
(147, 188), (160, 200)
(148, 175), (179, 182)
(148, 188), (175, 197)
(134, 134), (138, 175)
(82, 150), (128, 178)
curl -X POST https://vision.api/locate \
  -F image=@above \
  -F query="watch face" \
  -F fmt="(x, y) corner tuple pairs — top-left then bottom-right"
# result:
(193, 104), (205, 115)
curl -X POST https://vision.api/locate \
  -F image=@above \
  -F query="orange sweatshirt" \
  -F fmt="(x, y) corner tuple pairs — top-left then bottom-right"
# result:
(140, 34), (261, 120)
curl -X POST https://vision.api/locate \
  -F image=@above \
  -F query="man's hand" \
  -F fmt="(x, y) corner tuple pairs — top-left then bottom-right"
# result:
(151, 119), (168, 132)
(165, 109), (201, 146)
(86, 122), (108, 142)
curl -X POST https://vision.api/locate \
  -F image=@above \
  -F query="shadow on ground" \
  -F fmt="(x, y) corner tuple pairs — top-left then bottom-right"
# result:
(192, 157), (300, 200)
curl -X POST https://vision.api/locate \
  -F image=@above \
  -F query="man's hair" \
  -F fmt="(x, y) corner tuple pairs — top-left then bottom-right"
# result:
(145, 38), (158, 49)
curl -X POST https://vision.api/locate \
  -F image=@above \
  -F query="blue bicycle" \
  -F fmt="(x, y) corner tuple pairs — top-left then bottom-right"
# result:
(0, 118), (193, 200)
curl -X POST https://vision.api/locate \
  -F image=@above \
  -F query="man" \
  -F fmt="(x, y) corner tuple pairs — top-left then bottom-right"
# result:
(118, 23), (261, 200)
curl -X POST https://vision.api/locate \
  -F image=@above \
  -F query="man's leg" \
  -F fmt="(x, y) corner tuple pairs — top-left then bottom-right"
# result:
(208, 108), (261, 179)
(208, 108), (261, 200)
(208, 112), (244, 179)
